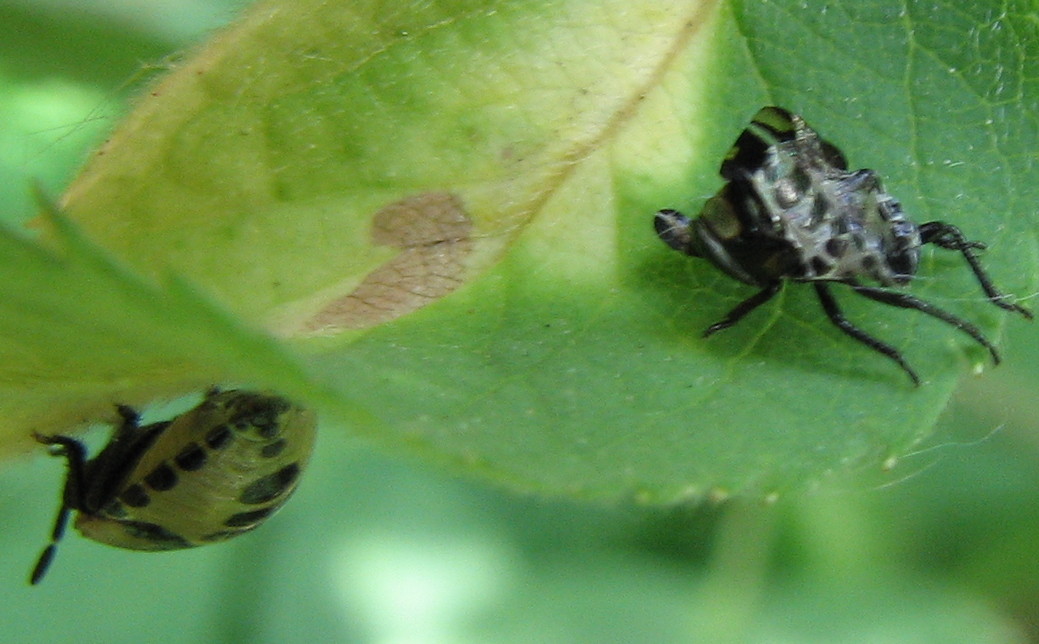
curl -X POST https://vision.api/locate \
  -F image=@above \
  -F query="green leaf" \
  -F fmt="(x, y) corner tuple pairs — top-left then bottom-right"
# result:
(2, 0), (1036, 500)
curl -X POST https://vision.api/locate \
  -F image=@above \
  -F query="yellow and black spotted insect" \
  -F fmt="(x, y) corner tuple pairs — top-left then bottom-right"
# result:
(30, 388), (317, 584)
(654, 106), (1032, 385)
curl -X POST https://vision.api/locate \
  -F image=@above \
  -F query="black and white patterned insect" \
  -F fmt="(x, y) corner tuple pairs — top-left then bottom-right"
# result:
(30, 388), (316, 584)
(654, 106), (1032, 385)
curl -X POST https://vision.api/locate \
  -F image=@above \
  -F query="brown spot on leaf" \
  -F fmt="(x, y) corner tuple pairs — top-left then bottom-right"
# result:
(303, 192), (472, 332)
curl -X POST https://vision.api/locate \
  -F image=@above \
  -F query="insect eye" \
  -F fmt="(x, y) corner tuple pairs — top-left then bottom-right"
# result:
(653, 209), (694, 253)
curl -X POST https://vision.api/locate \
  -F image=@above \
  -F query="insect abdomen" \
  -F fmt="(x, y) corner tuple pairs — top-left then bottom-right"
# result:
(79, 391), (317, 550)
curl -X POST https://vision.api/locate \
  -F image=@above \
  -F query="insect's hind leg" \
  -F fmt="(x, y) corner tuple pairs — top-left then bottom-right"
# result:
(849, 281), (1000, 365)
(918, 221), (1032, 319)
(813, 282), (921, 386)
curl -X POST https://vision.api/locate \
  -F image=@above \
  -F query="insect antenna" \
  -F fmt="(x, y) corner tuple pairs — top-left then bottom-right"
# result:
(29, 526), (64, 585)
(30, 434), (88, 585)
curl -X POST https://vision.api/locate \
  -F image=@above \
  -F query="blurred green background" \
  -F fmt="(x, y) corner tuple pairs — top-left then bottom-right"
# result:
(1, 1), (1038, 642)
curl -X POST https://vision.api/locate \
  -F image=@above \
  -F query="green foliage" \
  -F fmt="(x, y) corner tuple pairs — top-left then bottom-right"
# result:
(1, 0), (1036, 500)
(1, 1), (1038, 639)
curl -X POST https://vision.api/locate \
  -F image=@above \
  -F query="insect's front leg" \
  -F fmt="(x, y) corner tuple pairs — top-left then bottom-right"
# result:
(703, 282), (782, 336)
(918, 222), (1033, 319)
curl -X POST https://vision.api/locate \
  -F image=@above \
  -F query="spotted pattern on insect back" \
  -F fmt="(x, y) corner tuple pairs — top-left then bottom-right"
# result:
(654, 106), (1031, 385)
(144, 464), (178, 491)
(260, 439), (287, 459)
(120, 484), (150, 508)
(205, 425), (232, 450)
(175, 443), (207, 471)
(239, 463), (301, 505)
(29, 389), (317, 584)
(736, 112), (922, 286)
(225, 507), (276, 528)
(122, 521), (190, 548)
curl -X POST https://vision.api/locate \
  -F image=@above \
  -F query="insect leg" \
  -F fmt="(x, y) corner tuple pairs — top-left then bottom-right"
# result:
(703, 282), (782, 336)
(813, 282), (921, 386)
(849, 283), (1000, 366)
(919, 221), (1033, 319)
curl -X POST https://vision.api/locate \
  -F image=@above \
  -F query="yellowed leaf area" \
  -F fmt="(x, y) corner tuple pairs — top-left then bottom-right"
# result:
(5, 0), (720, 457)
(54, 1), (713, 323)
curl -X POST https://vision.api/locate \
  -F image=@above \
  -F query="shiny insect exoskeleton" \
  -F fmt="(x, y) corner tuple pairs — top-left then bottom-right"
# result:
(654, 106), (1032, 385)
(30, 388), (317, 584)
